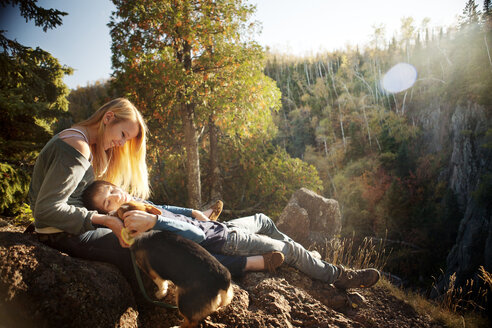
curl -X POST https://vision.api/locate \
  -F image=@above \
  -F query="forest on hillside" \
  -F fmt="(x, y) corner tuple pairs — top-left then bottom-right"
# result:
(1, 0), (491, 311)
(262, 3), (492, 288)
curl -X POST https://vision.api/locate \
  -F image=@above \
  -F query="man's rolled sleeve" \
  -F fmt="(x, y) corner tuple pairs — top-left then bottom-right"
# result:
(153, 216), (205, 243)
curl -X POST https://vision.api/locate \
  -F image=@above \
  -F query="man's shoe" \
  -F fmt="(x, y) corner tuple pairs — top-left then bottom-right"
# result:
(263, 251), (285, 273)
(333, 265), (380, 289)
(208, 200), (223, 221)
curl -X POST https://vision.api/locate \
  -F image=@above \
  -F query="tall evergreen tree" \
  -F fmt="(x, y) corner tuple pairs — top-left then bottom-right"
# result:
(460, 0), (481, 28)
(484, 0), (492, 27)
(0, 0), (71, 213)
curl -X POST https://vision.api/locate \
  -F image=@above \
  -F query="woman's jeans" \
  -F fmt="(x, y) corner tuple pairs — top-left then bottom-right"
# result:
(37, 228), (137, 285)
(38, 227), (247, 280)
(222, 213), (340, 283)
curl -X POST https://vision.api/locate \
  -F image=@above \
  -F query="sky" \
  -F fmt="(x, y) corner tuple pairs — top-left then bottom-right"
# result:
(0, 0), (468, 89)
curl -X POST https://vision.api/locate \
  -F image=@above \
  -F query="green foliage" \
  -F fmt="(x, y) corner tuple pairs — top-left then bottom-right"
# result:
(0, 0), (67, 32)
(263, 2), (492, 289)
(0, 44), (72, 162)
(110, 0), (282, 206)
(0, 0), (71, 162)
(65, 80), (119, 128)
(11, 202), (34, 226)
(0, 0), (71, 215)
(0, 162), (30, 215)
(148, 134), (323, 219)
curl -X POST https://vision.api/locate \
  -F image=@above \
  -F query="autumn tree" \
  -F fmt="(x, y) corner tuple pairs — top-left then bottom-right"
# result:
(110, 0), (280, 207)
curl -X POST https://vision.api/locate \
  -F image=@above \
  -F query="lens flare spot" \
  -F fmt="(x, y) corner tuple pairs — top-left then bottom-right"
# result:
(381, 63), (417, 93)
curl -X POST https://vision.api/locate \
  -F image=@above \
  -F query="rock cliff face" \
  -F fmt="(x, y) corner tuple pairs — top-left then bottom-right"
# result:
(415, 102), (492, 296)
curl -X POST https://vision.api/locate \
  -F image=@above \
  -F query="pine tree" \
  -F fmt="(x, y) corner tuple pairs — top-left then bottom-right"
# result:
(0, 0), (71, 214)
(460, 0), (481, 28)
(484, 0), (492, 28)
(0, 0), (71, 162)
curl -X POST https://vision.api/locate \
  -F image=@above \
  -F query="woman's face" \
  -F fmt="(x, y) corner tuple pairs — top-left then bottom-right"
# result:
(103, 112), (140, 151)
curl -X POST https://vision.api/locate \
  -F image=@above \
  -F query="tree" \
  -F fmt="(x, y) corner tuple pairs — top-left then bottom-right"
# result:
(0, 0), (71, 214)
(369, 24), (386, 51)
(485, 0), (492, 15)
(67, 80), (118, 124)
(484, 0), (492, 28)
(110, 0), (280, 207)
(460, 0), (481, 28)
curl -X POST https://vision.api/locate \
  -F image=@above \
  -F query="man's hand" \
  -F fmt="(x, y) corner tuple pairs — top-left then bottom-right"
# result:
(122, 210), (158, 236)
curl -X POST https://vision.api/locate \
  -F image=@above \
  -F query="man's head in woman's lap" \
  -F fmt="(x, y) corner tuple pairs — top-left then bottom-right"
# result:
(83, 180), (131, 214)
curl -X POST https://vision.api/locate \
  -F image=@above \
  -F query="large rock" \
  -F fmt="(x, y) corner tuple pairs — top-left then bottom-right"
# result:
(277, 188), (341, 247)
(0, 224), (443, 328)
(0, 231), (139, 328)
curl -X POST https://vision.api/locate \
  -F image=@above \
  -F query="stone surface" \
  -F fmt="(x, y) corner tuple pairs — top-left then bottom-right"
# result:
(278, 188), (342, 247)
(277, 202), (310, 244)
(0, 223), (445, 328)
(0, 231), (139, 328)
(428, 103), (492, 298)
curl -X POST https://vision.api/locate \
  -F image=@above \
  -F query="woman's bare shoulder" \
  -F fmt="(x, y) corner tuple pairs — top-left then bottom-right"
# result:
(60, 136), (91, 160)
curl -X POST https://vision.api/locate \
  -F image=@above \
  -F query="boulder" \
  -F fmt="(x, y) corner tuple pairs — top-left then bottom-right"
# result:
(277, 188), (341, 247)
(0, 231), (139, 328)
(0, 223), (444, 328)
(276, 202), (310, 243)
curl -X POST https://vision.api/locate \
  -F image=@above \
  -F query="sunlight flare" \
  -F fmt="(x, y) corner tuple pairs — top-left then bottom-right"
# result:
(381, 63), (418, 93)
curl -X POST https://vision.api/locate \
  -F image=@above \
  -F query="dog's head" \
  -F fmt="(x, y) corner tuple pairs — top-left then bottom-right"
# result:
(112, 200), (163, 246)
(114, 200), (162, 220)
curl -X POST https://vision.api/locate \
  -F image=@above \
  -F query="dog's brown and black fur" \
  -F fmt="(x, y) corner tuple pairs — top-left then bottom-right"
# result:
(117, 201), (233, 328)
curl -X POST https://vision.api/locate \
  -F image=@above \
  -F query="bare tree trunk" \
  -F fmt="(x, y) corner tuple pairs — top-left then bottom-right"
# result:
(175, 30), (201, 208)
(304, 62), (311, 86)
(181, 103), (202, 209)
(327, 62), (346, 152)
(208, 115), (222, 201)
(361, 105), (372, 147)
(484, 33), (492, 71)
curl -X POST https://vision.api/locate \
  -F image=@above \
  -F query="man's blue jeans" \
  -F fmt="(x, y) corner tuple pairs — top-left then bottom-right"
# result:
(221, 213), (340, 283)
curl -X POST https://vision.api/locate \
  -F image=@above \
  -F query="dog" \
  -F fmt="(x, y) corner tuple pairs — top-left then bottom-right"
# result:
(115, 201), (233, 328)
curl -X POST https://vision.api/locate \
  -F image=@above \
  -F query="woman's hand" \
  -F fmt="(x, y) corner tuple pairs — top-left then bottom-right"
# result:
(92, 213), (129, 248)
(192, 210), (210, 221)
(122, 210), (158, 236)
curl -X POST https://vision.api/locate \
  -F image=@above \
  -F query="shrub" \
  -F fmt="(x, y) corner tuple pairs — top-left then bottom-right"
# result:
(0, 162), (30, 215)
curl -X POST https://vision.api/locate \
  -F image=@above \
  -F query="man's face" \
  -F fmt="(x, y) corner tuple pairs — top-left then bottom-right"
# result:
(93, 184), (132, 213)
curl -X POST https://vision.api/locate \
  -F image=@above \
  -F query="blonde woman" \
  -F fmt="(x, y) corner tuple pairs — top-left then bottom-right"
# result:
(29, 98), (203, 281)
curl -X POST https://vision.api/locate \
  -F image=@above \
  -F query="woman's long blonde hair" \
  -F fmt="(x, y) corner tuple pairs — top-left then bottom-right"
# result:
(78, 98), (150, 199)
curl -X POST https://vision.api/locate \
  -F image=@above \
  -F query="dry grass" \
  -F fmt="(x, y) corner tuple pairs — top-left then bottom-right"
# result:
(321, 233), (389, 271)
(437, 270), (489, 314)
(319, 235), (490, 328)
(380, 278), (489, 328)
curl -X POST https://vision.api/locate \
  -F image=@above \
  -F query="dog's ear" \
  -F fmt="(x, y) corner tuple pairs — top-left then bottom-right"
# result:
(144, 204), (162, 215)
